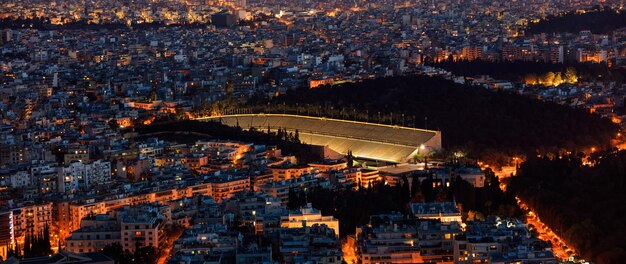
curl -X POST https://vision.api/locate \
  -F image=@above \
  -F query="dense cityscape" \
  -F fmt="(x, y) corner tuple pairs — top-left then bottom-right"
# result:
(1, 0), (626, 263)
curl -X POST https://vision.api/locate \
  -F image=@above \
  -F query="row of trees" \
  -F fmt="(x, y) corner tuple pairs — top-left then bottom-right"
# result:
(508, 151), (626, 264)
(196, 97), (244, 117)
(409, 169), (521, 218)
(287, 187), (308, 210)
(23, 226), (54, 258)
(299, 167), (519, 237)
(136, 120), (320, 164)
(433, 59), (626, 83)
(6, 224), (54, 259)
(523, 68), (578, 86)
(307, 181), (410, 237)
(526, 7), (626, 34)
(273, 128), (300, 143)
(100, 243), (158, 264)
(248, 125), (301, 144)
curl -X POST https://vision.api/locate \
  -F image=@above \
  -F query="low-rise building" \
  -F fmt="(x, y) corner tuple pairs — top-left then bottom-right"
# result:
(280, 203), (339, 237)
(278, 224), (343, 264)
(454, 217), (557, 264)
(410, 202), (462, 223)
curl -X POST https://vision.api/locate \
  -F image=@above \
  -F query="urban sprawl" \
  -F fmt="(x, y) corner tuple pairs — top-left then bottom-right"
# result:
(1, 0), (624, 263)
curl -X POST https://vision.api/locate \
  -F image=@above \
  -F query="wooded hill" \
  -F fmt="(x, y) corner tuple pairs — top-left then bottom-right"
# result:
(247, 75), (618, 165)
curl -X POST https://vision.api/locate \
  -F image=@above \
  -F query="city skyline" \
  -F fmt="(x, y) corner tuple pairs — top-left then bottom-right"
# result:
(1, 0), (626, 263)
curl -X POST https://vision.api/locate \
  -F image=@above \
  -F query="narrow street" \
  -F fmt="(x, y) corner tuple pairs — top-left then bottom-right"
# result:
(157, 226), (186, 264)
(341, 240), (357, 264)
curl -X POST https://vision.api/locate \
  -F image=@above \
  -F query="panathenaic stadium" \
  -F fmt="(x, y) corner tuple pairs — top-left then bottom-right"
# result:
(197, 114), (441, 163)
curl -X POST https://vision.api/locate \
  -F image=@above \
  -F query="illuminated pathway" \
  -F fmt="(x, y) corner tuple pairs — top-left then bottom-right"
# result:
(158, 227), (185, 264)
(341, 240), (357, 264)
(515, 197), (575, 261)
(491, 165), (577, 262)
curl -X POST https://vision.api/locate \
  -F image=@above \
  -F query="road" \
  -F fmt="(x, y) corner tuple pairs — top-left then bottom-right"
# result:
(342, 240), (358, 264)
(157, 227), (185, 264)
(516, 198), (575, 260)
(489, 165), (576, 262)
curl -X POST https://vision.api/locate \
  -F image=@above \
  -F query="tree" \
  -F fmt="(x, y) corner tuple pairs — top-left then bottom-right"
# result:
(287, 188), (298, 210)
(175, 108), (187, 120)
(298, 188), (307, 207)
(100, 244), (157, 264)
(200, 99), (211, 114)
(565, 67), (578, 83)
(553, 72), (564, 86)
(346, 150), (354, 167)
(133, 246), (158, 264)
(14, 243), (21, 259)
(508, 152), (626, 263)
(435, 187), (448, 202)
(43, 224), (52, 255)
(294, 129), (300, 143)
(6, 242), (21, 259)
(467, 211), (485, 221)
(413, 153), (424, 164)
(410, 174), (424, 202)
(277, 128), (284, 140)
(539, 72), (556, 85)
(400, 175), (411, 204)
(421, 178), (436, 202)
(524, 73), (539, 85)
(107, 119), (119, 130)
(24, 233), (30, 258)
(225, 79), (235, 95)
(21, 225), (53, 258)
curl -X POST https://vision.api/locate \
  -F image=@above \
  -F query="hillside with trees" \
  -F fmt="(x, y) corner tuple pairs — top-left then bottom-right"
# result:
(526, 7), (626, 34)
(432, 60), (626, 83)
(507, 151), (626, 264)
(247, 75), (618, 165)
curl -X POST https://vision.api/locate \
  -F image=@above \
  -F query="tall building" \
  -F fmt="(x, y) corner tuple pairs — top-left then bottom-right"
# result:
(549, 46), (564, 64)
(453, 218), (557, 263)
(120, 213), (163, 252)
(211, 12), (237, 27)
(461, 46), (484, 61)
(66, 205), (168, 254)
(0, 29), (12, 44)
(354, 213), (462, 264)
(59, 160), (112, 192)
(2, 202), (54, 243)
(65, 214), (121, 253)
(0, 211), (13, 261)
(278, 225), (343, 264)
(0, 144), (30, 166)
(31, 162), (59, 193)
